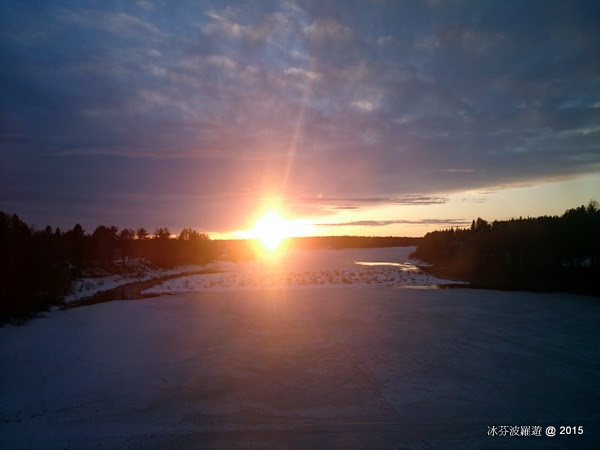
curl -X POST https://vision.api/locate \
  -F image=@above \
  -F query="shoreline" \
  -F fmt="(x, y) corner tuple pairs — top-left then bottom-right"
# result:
(415, 262), (600, 297)
(62, 269), (222, 309)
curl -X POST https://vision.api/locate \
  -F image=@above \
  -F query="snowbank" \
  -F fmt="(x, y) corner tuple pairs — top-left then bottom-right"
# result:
(64, 260), (208, 303)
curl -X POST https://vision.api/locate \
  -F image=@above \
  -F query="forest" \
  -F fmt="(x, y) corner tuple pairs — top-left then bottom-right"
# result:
(0, 214), (218, 320)
(410, 201), (600, 295)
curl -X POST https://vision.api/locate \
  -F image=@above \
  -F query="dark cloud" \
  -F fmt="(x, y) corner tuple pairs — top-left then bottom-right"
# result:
(289, 195), (447, 206)
(1, 0), (599, 231)
(316, 219), (471, 227)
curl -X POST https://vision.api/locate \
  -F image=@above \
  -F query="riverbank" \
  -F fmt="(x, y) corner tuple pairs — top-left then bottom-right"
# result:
(63, 269), (222, 309)
(416, 262), (600, 297)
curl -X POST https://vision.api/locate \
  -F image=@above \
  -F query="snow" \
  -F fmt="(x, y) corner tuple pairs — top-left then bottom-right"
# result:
(143, 247), (464, 295)
(2, 280), (599, 448)
(64, 259), (208, 303)
(63, 248), (459, 303)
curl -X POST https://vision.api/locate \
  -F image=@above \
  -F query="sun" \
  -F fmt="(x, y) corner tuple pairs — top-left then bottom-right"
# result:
(252, 211), (289, 251)
(245, 208), (315, 253)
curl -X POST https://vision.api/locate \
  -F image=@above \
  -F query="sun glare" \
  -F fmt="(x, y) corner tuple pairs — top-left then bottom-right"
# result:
(253, 211), (288, 251)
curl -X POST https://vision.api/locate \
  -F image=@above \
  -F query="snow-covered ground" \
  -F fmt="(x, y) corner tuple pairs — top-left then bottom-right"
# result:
(1, 281), (598, 448)
(64, 260), (208, 303)
(64, 247), (461, 303)
(143, 247), (464, 295)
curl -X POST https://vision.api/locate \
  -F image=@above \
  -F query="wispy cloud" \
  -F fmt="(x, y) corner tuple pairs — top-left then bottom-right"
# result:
(304, 18), (352, 41)
(56, 7), (165, 38)
(136, 0), (153, 11)
(559, 125), (600, 137)
(437, 168), (477, 173)
(290, 195), (448, 208)
(316, 218), (470, 227)
(351, 100), (377, 112)
(284, 67), (321, 81)
(202, 8), (290, 42)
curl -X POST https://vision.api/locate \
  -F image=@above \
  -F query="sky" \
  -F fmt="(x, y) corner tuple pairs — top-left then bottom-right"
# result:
(1, 0), (599, 238)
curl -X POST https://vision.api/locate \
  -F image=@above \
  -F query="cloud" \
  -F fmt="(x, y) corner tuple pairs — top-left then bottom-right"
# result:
(146, 48), (161, 58)
(136, 0), (153, 11)
(56, 7), (165, 38)
(206, 55), (237, 70)
(51, 146), (283, 161)
(202, 8), (290, 42)
(179, 54), (238, 73)
(284, 67), (321, 81)
(436, 27), (508, 53)
(290, 195), (448, 208)
(304, 19), (352, 41)
(205, 6), (239, 23)
(415, 35), (441, 50)
(376, 35), (394, 46)
(316, 219), (471, 227)
(559, 126), (600, 137)
(351, 100), (377, 112)
(437, 168), (477, 173)
(202, 20), (246, 39)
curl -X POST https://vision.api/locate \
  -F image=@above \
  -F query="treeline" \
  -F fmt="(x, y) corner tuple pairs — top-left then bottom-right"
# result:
(0, 212), (218, 320)
(288, 235), (420, 249)
(410, 202), (600, 294)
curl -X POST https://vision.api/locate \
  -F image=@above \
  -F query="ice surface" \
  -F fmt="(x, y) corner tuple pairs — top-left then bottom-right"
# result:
(1, 285), (598, 448)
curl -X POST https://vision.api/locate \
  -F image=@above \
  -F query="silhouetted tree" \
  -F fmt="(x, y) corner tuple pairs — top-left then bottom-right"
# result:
(65, 223), (86, 269)
(118, 228), (135, 259)
(0, 213), (71, 319)
(136, 227), (148, 240)
(91, 225), (119, 261)
(119, 228), (135, 240)
(153, 227), (170, 240)
(411, 201), (600, 294)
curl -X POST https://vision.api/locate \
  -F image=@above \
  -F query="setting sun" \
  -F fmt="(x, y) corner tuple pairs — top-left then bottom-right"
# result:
(252, 211), (289, 251)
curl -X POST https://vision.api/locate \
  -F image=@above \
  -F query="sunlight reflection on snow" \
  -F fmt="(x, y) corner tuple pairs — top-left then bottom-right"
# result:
(142, 247), (466, 294)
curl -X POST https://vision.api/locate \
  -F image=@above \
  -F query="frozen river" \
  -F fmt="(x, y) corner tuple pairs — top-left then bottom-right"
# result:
(144, 246), (464, 294)
(1, 249), (598, 448)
